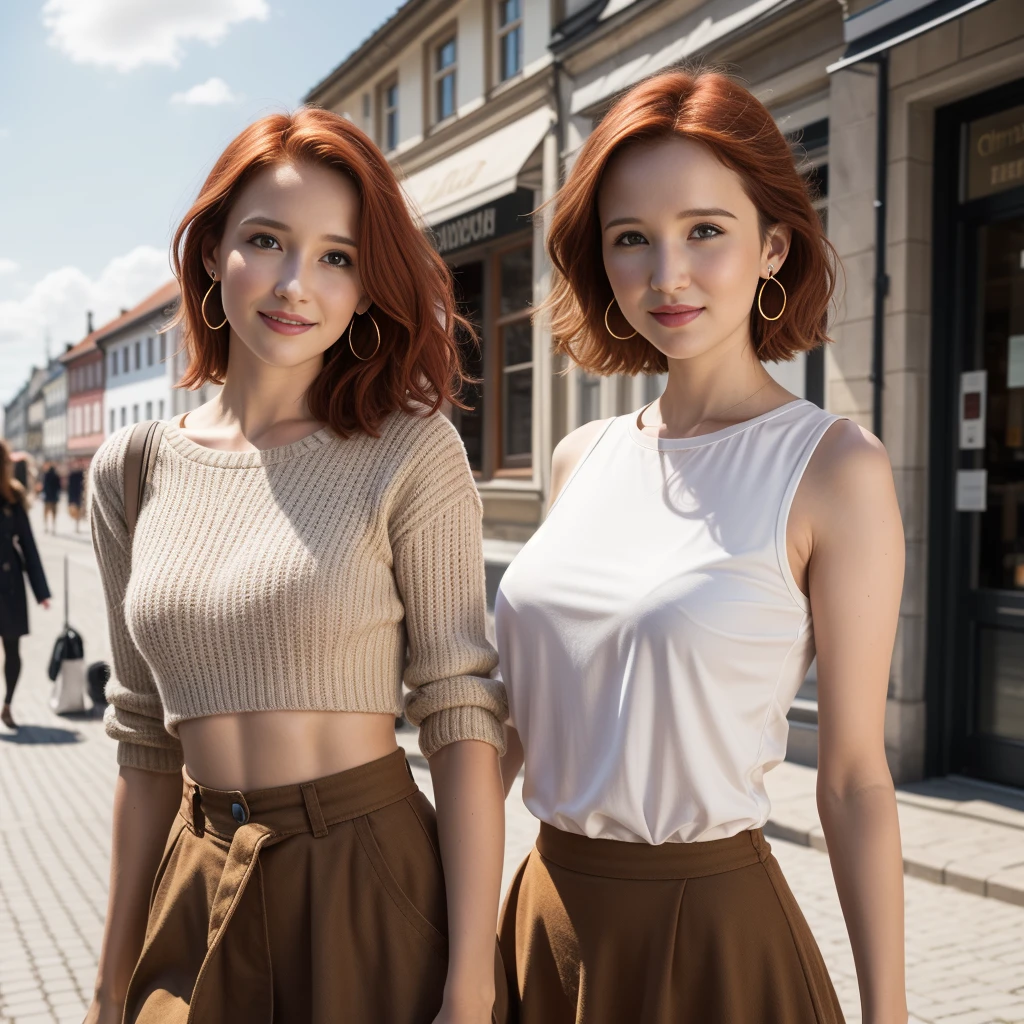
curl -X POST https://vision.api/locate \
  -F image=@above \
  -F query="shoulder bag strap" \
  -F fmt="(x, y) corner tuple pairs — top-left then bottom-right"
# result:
(123, 420), (165, 544)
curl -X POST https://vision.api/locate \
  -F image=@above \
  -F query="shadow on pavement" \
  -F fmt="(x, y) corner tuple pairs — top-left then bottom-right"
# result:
(0, 723), (84, 745)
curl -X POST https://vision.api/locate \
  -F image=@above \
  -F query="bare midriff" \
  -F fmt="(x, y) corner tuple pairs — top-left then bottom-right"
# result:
(177, 709), (400, 792)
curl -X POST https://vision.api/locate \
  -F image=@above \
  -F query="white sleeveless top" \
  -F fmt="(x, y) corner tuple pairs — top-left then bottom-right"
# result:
(495, 399), (842, 844)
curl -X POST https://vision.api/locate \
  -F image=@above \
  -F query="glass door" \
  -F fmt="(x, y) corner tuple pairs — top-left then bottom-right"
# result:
(959, 213), (1024, 784)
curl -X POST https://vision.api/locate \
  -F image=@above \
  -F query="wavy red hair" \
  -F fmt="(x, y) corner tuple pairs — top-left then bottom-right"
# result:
(171, 107), (468, 435)
(545, 69), (838, 374)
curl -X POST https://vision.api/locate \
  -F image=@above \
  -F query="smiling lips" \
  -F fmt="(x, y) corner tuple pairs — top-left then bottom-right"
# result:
(259, 310), (317, 335)
(649, 304), (704, 328)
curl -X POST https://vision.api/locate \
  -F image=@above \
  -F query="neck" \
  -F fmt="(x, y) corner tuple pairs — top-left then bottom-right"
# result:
(206, 332), (325, 438)
(653, 324), (784, 436)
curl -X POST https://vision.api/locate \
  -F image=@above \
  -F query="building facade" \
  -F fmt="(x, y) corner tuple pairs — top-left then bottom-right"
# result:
(306, 0), (561, 568)
(41, 357), (68, 465)
(62, 324), (108, 471)
(24, 366), (49, 464)
(3, 380), (30, 454)
(99, 282), (179, 436)
(306, 0), (1024, 787)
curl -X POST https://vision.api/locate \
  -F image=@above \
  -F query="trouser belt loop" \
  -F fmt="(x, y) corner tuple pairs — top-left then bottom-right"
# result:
(300, 782), (329, 838)
(191, 786), (205, 837)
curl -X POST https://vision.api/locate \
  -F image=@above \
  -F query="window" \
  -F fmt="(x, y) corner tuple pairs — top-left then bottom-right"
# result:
(362, 92), (371, 124)
(381, 79), (399, 152)
(110, 409), (115, 434)
(158, 399), (165, 420)
(120, 407), (126, 428)
(579, 373), (601, 424)
(146, 336), (154, 366)
(145, 400), (153, 420)
(159, 334), (166, 363)
(122, 348), (129, 374)
(134, 341), (141, 370)
(110, 352), (118, 377)
(433, 37), (457, 123)
(132, 404), (139, 424)
(498, 245), (533, 468)
(497, 0), (522, 82)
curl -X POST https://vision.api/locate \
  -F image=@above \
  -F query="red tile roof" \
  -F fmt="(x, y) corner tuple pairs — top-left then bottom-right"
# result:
(60, 279), (180, 363)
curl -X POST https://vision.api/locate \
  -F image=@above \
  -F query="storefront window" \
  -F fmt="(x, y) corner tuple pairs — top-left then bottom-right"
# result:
(452, 260), (485, 473)
(498, 245), (532, 467)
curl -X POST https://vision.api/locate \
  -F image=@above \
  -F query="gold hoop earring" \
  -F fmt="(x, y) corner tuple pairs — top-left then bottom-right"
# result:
(201, 274), (228, 330)
(757, 267), (787, 322)
(348, 311), (381, 360)
(604, 297), (637, 340)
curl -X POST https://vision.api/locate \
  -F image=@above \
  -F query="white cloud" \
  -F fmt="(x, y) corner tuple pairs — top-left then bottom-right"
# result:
(0, 246), (172, 405)
(170, 77), (240, 106)
(0, 259), (19, 276)
(42, 0), (270, 72)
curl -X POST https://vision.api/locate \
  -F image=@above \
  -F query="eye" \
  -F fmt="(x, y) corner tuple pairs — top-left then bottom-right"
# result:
(690, 222), (723, 241)
(249, 233), (280, 250)
(321, 250), (352, 268)
(613, 230), (648, 247)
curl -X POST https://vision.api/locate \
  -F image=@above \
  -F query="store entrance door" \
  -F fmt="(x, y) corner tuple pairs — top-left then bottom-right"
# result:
(931, 80), (1024, 787)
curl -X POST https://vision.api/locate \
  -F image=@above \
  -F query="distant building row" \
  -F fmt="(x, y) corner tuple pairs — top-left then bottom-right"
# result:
(2, 281), (219, 477)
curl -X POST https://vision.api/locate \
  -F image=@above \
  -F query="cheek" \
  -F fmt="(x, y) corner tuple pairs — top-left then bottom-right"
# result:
(693, 243), (755, 301)
(603, 246), (648, 294)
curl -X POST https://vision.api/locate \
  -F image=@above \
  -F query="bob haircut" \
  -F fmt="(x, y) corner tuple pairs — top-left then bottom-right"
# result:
(545, 69), (838, 375)
(171, 107), (467, 436)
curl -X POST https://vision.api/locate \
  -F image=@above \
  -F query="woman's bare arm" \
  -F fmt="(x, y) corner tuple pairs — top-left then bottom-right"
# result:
(429, 739), (506, 1023)
(793, 421), (907, 1024)
(84, 767), (181, 1023)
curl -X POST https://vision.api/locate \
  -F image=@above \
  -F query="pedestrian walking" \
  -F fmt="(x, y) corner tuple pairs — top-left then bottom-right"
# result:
(40, 462), (61, 534)
(66, 466), (85, 533)
(495, 70), (908, 1023)
(0, 439), (52, 729)
(85, 107), (508, 1024)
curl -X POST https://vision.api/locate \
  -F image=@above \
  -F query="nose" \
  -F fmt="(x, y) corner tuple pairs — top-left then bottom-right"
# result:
(649, 240), (690, 295)
(275, 255), (307, 304)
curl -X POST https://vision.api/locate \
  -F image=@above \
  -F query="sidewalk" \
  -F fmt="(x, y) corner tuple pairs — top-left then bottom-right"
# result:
(765, 762), (1024, 907)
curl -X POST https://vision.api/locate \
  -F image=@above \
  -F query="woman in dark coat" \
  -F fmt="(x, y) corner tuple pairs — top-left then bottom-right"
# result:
(1, 439), (51, 728)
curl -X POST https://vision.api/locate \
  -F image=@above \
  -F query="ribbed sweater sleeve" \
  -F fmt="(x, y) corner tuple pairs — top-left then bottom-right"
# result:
(89, 429), (184, 774)
(392, 417), (506, 758)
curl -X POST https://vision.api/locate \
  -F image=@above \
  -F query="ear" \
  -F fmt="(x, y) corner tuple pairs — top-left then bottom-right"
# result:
(760, 224), (792, 277)
(201, 237), (221, 281)
(354, 292), (372, 316)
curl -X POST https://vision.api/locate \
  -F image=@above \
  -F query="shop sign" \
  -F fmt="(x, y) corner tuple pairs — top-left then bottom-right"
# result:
(966, 104), (1024, 201)
(430, 189), (534, 257)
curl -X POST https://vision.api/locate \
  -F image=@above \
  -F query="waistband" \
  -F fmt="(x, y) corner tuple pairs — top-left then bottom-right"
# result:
(536, 823), (771, 881)
(180, 747), (418, 840)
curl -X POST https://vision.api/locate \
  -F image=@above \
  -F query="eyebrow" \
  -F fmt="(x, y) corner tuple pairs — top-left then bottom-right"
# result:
(603, 208), (738, 229)
(239, 215), (358, 247)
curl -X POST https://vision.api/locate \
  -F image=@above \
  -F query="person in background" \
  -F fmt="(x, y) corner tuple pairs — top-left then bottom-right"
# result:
(67, 466), (85, 533)
(41, 462), (61, 534)
(0, 439), (51, 729)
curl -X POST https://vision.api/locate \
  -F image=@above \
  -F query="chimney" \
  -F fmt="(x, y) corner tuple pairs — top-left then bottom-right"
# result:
(120, 307), (129, 316)
(86, 310), (94, 334)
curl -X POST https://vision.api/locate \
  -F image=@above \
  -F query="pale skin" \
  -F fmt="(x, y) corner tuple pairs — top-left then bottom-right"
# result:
(501, 137), (908, 1024)
(85, 161), (504, 1024)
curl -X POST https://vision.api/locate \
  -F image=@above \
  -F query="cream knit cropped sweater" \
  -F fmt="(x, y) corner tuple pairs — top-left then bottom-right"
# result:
(89, 410), (507, 773)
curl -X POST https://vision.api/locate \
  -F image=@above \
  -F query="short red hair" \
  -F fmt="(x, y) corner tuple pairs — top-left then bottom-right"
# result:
(172, 107), (467, 435)
(545, 69), (838, 375)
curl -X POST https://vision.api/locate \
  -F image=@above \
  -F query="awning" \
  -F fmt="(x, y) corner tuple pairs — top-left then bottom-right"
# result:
(398, 107), (554, 226)
(827, 0), (996, 72)
(568, 0), (791, 116)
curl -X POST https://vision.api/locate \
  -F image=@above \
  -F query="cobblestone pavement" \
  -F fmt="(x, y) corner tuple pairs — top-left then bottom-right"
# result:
(2, 505), (1024, 1023)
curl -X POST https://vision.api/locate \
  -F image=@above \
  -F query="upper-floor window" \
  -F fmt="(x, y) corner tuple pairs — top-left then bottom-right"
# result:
(381, 79), (399, 152)
(434, 37), (457, 123)
(110, 351), (118, 377)
(122, 347), (129, 374)
(146, 336), (154, 366)
(134, 340), (141, 370)
(498, 0), (522, 82)
(159, 334), (166, 363)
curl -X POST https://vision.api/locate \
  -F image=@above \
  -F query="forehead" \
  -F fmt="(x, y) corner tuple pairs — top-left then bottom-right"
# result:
(229, 160), (361, 225)
(597, 135), (750, 220)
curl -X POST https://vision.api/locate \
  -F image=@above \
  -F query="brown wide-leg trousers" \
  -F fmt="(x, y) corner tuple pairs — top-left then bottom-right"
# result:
(124, 748), (507, 1024)
(499, 823), (845, 1024)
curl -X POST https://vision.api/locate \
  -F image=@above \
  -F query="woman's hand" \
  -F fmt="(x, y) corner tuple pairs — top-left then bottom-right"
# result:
(41, 598), (50, 610)
(82, 995), (123, 1024)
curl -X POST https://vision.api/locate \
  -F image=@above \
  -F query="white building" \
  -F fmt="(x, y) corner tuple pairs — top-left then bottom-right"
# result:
(99, 282), (179, 435)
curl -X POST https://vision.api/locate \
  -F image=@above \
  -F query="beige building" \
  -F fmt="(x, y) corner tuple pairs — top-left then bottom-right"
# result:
(308, 0), (1024, 787)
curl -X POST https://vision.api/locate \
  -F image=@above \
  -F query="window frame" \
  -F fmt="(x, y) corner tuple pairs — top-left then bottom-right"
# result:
(496, 0), (523, 84)
(430, 30), (458, 126)
(378, 75), (399, 153)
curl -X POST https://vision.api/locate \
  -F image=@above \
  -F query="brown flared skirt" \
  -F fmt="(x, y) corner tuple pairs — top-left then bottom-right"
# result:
(124, 748), (507, 1024)
(498, 823), (845, 1024)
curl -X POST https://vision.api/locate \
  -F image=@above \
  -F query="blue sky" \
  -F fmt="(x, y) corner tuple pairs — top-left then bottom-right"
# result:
(0, 0), (405, 404)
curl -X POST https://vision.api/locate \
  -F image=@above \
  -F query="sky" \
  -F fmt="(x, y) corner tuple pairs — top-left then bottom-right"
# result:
(0, 0), (406, 405)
